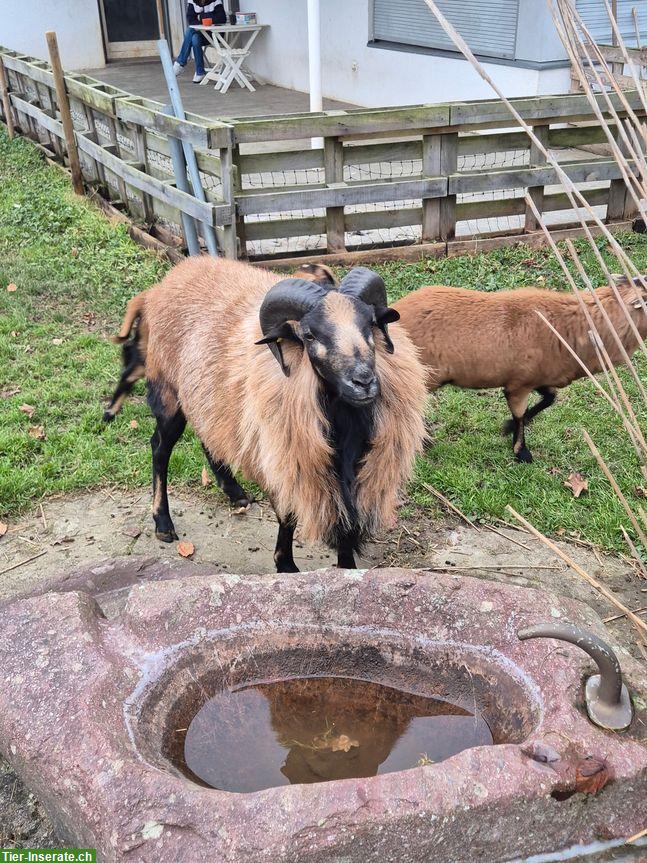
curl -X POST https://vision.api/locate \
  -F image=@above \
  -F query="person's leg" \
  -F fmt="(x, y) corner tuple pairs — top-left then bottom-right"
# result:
(191, 30), (206, 77)
(176, 28), (195, 68)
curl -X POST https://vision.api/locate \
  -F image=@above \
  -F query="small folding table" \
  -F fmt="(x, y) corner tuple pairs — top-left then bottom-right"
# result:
(191, 23), (268, 94)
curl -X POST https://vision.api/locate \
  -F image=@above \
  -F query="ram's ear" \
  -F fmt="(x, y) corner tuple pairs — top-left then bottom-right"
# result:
(255, 322), (302, 376)
(379, 307), (400, 325)
(375, 307), (400, 353)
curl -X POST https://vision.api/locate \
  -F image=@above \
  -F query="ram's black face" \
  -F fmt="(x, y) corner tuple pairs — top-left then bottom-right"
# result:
(297, 292), (380, 406)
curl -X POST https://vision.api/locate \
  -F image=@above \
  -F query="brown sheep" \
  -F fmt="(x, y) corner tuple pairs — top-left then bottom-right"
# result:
(394, 276), (647, 463)
(105, 258), (426, 571)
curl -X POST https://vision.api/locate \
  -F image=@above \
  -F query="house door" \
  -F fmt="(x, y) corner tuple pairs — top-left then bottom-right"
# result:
(99, 0), (164, 60)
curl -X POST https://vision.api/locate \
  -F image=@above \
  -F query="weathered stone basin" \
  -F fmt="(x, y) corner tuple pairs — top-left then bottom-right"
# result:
(0, 562), (645, 862)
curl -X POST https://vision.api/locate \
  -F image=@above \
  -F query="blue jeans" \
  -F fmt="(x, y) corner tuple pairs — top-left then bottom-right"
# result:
(177, 28), (206, 76)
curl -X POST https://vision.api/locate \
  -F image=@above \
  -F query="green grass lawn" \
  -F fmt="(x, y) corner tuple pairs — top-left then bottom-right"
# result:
(1, 129), (646, 553)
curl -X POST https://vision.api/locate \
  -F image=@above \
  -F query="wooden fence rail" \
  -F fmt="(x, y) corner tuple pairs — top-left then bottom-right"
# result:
(0, 43), (644, 265)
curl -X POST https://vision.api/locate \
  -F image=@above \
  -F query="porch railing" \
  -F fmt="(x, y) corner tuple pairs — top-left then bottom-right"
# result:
(0, 44), (643, 265)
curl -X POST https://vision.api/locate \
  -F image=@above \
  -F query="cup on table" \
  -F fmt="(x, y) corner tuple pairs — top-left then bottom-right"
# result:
(202, 17), (213, 26)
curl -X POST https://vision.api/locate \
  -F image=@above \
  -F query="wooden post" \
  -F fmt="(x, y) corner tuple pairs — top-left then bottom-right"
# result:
(105, 113), (130, 205)
(525, 124), (549, 233)
(607, 118), (636, 222)
(45, 31), (83, 195)
(41, 83), (65, 158)
(0, 56), (15, 139)
(324, 136), (345, 252)
(231, 143), (247, 258)
(435, 132), (458, 242)
(421, 133), (443, 241)
(131, 123), (154, 223)
(220, 143), (238, 258)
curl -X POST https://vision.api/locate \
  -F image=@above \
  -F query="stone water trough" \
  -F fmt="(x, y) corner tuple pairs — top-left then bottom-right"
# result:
(0, 560), (645, 862)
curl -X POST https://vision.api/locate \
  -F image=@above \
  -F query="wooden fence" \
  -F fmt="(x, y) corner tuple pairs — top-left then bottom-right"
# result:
(572, 41), (647, 93)
(0, 44), (644, 266)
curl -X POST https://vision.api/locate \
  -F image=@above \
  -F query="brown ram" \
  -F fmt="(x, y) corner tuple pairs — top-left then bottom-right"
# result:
(105, 258), (426, 570)
(394, 277), (647, 462)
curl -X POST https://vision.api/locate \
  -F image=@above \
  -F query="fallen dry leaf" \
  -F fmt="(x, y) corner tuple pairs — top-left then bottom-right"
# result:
(201, 466), (211, 486)
(19, 404), (35, 418)
(122, 524), (142, 539)
(177, 541), (195, 558)
(635, 486), (646, 498)
(330, 734), (359, 753)
(575, 757), (609, 795)
(564, 472), (588, 498)
(0, 522), (7, 537)
(71, 247), (79, 257)
(51, 338), (64, 346)
(1, 387), (20, 398)
(129, 420), (139, 429)
(6, 283), (17, 292)
(28, 425), (46, 441)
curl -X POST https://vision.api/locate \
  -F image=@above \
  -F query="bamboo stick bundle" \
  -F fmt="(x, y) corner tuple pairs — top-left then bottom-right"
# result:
(421, 0), (647, 635)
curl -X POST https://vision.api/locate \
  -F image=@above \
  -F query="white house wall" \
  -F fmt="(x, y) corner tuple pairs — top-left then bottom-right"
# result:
(0, 0), (105, 69)
(248, 0), (571, 107)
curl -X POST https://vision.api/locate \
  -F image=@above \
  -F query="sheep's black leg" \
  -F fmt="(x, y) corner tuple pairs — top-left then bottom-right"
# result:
(336, 540), (357, 570)
(274, 514), (299, 573)
(201, 445), (251, 510)
(151, 408), (186, 542)
(524, 386), (556, 424)
(503, 386), (557, 434)
(504, 388), (532, 463)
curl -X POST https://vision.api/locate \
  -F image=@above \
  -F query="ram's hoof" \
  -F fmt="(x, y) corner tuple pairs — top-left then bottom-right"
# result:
(515, 448), (533, 464)
(156, 529), (179, 542)
(231, 497), (251, 515)
(276, 561), (300, 573)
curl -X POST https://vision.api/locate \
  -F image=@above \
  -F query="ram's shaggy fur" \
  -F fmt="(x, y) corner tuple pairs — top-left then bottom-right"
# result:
(113, 256), (426, 552)
(394, 278), (647, 461)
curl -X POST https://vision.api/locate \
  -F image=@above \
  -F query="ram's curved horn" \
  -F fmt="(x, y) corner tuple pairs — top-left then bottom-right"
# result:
(339, 267), (399, 353)
(257, 278), (332, 375)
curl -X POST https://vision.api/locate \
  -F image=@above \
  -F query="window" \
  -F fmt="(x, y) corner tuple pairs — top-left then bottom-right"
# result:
(372, 0), (521, 61)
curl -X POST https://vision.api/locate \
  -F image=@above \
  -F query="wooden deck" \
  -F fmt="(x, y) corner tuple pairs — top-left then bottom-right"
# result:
(83, 59), (355, 120)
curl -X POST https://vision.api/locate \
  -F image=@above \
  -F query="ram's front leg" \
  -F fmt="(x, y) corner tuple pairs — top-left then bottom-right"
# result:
(274, 513), (299, 573)
(336, 528), (359, 569)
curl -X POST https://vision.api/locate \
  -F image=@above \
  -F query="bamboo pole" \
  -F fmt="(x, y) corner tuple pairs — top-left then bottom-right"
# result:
(0, 56), (14, 139)
(506, 505), (647, 635)
(582, 429), (647, 549)
(620, 525), (647, 578)
(423, 0), (647, 367)
(45, 31), (83, 196)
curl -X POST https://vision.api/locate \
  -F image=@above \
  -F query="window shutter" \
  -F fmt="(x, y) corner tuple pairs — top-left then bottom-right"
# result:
(373, 0), (521, 60)
(576, 0), (647, 46)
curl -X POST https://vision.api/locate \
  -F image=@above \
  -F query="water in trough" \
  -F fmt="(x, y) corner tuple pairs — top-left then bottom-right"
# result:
(182, 675), (493, 792)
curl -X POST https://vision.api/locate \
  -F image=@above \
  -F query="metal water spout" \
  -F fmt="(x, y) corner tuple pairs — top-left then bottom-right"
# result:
(517, 623), (633, 731)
